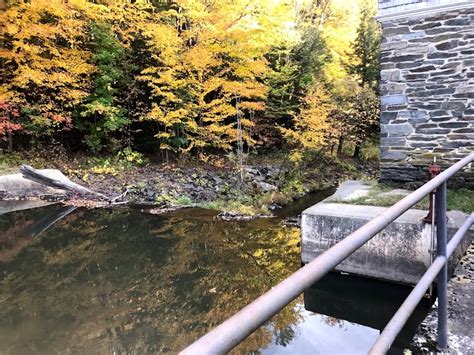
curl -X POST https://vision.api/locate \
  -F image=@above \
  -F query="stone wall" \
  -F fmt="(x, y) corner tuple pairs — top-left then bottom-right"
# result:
(378, 5), (474, 186)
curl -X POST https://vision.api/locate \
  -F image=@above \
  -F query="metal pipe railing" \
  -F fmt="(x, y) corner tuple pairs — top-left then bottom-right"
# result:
(181, 152), (474, 354)
(368, 213), (474, 354)
(436, 181), (448, 349)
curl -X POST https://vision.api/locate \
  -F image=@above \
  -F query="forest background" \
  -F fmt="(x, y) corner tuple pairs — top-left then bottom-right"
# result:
(1, 0), (380, 165)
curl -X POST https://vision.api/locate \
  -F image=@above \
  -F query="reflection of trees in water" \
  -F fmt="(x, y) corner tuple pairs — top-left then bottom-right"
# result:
(0, 208), (304, 354)
(0, 205), (76, 262)
(323, 315), (347, 329)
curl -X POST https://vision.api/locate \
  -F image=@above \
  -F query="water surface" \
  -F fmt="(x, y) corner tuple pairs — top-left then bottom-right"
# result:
(0, 192), (431, 354)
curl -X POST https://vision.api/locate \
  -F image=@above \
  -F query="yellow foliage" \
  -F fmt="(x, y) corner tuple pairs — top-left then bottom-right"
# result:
(281, 85), (332, 151)
(136, 0), (292, 153)
(1, 0), (96, 110)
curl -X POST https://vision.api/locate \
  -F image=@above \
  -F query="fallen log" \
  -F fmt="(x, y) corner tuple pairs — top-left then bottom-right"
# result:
(20, 164), (110, 201)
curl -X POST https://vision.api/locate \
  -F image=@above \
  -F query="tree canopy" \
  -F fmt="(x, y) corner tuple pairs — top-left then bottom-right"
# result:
(1, 0), (380, 159)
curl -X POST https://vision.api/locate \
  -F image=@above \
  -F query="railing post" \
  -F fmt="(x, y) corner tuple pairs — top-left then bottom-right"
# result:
(435, 181), (448, 350)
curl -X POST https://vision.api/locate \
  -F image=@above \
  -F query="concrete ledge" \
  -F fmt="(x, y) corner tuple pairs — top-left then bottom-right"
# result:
(0, 169), (66, 196)
(302, 202), (472, 285)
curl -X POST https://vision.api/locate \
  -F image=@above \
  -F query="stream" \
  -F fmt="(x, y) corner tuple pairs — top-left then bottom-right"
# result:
(0, 191), (431, 354)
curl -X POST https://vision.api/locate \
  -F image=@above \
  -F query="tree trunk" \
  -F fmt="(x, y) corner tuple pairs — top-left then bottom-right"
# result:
(353, 141), (361, 159)
(7, 131), (13, 152)
(337, 136), (344, 155)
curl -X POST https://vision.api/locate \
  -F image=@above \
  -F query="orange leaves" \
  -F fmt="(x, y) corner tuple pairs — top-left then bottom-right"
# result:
(0, 102), (23, 140)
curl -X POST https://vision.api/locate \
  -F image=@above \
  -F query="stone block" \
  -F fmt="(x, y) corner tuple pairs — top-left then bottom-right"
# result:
(381, 94), (407, 105)
(399, 111), (429, 120)
(381, 136), (406, 146)
(415, 88), (456, 97)
(396, 62), (423, 69)
(384, 26), (411, 36)
(381, 123), (414, 135)
(381, 82), (407, 94)
(404, 73), (430, 80)
(439, 122), (469, 129)
(381, 150), (407, 160)
(412, 22), (442, 31)
(410, 65), (437, 73)
(441, 101), (466, 110)
(453, 93), (474, 99)
(415, 127), (450, 134)
(445, 18), (470, 26)
(427, 52), (457, 59)
(381, 41), (408, 51)
(401, 32), (426, 40)
(381, 111), (398, 124)
(381, 69), (401, 81)
(301, 202), (472, 285)
(426, 26), (465, 35)
(429, 110), (449, 117)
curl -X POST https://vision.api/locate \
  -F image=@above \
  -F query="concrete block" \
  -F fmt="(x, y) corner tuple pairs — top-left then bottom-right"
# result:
(0, 169), (67, 195)
(301, 202), (472, 285)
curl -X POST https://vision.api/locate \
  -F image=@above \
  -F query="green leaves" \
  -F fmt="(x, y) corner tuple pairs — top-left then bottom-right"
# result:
(345, 0), (381, 91)
(79, 22), (130, 153)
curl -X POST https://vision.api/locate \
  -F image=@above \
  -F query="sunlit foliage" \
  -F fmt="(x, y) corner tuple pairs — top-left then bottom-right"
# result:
(1, 0), (380, 157)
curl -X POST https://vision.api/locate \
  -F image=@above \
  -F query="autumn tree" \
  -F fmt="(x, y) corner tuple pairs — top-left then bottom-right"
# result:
(341, 0), (380, 157)
(280, 85), (332, 162)
(0, 0), (379, 161)
(139, 0), (289, 157)
(0, 102), (22, 151)
(264, 1), (332, 148)
(0, 0), (95, 141)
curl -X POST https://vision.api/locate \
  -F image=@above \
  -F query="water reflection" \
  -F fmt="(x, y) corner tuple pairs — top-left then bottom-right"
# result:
(0, 193), (429, 355)
(0, 204), (76, 262)
(262, 305), (379, 354)
(0, 205), (305, 354)
(304, 273), (433, 354)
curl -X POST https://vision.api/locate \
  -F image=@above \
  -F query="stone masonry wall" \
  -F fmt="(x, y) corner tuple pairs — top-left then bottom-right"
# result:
(379, 6), (474, 187)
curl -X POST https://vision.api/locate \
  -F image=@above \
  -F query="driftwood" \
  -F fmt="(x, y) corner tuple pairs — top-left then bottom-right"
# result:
(20, 164), (110, 201)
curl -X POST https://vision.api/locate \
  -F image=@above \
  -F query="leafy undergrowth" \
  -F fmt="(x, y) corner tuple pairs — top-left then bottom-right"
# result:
(0, 148), (377, 216)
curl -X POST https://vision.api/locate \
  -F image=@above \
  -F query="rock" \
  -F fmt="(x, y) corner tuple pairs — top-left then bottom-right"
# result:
(268, 203), (282, 211)
(216, 211), (273, 222)
(212, 176), (223, 184)
(216, 211), (255, 221)
(281, 216), (301, 228)
(254, 181), (278, 193)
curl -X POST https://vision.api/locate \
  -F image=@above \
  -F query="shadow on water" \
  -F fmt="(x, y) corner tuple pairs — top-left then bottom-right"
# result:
(273, 188), (336, 219)
(0, 194), (432, 354)
(304, 272), (434, 354)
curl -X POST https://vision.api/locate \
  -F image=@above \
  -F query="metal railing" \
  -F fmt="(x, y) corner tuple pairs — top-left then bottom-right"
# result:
(181, 152), (474, 355)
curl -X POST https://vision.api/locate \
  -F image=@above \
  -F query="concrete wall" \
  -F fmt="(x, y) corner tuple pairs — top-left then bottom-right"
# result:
(377, 1), (474, 186)
(301, 202), (472, 285)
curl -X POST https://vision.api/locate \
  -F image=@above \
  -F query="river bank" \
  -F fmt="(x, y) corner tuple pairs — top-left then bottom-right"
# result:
(0, 151), (379, 217)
